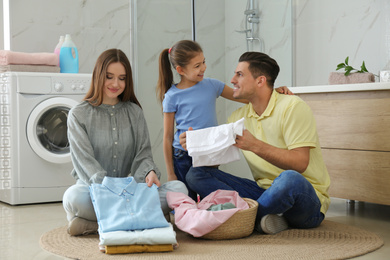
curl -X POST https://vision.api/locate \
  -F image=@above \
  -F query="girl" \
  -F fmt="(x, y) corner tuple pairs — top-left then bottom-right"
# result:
(63, 49), (187, 236)
(157, 40), (290, 200)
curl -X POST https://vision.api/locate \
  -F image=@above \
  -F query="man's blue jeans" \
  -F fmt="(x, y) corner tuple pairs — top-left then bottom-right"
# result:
(186, 167), (324, 228)
(173, 148), (197, 200)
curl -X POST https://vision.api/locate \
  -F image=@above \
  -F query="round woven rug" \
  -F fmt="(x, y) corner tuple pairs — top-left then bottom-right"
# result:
(40, 220), (383, 260)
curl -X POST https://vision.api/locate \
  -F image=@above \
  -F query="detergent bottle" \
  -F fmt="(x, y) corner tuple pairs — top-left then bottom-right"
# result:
(59, 34), (79, 73)
(54, 35), (64, 66)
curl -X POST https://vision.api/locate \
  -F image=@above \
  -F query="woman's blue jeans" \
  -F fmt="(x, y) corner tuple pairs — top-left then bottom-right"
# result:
(186, 167), (324, 228)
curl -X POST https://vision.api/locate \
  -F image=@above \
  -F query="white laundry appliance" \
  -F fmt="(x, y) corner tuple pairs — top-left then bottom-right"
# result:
(0, 72), (91, 205)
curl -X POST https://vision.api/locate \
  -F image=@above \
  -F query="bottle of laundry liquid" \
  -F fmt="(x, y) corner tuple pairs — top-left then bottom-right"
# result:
(59, 34), (79, 73)
(54, 35), (64, 66)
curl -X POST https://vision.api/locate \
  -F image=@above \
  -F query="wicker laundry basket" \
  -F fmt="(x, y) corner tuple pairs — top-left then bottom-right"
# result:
(200, 198), (258, 240)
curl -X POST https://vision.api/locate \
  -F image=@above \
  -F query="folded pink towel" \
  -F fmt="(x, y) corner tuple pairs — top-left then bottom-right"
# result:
(0, 50), (59, 66)
(167, 190), (249, 237)
(328, 72), (375, 85)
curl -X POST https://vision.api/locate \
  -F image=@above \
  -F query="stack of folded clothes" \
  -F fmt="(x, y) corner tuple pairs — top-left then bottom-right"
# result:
(90, 176), (178, 255)
(0, 50), (60, 72)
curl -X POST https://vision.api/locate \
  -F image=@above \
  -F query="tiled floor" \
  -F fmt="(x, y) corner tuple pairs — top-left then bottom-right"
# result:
(0, 197), (389, 259)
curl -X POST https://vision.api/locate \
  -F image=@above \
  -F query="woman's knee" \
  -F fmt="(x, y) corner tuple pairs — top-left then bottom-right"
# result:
(159, 180), (188, 215)
(63, 184), (89, 205)
(62, 184), (96, 221)
(161, 180), (188, 195)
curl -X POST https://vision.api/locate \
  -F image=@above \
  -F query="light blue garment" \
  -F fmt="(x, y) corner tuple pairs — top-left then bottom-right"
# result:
(63, 179), (188, 222)
(162, 77), (225, 150)
(99, 223), (177, 246)
(89, 176), (169, 233)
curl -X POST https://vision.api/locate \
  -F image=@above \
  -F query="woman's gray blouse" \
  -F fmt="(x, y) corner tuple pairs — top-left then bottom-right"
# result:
(67, 101), (161, 185)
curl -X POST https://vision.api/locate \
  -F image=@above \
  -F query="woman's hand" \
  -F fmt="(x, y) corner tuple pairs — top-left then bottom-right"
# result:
(145, 171), (161, 187)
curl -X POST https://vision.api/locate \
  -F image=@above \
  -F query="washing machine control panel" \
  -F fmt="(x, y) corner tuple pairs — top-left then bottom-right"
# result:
(52, 75), (91, 94)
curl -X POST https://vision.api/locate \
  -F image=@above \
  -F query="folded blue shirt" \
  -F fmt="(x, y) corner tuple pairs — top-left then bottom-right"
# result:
(90, 176), (169, 233)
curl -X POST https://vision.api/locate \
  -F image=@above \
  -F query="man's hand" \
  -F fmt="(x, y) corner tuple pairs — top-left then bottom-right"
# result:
(145, 171), (161, 187)
(234, 129), (257, 152)
(179, 127), (193, 151)
(235, 129), (310, 173)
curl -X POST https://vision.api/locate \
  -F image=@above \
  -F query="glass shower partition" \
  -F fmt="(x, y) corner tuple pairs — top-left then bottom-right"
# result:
(193, 0), (293, 175)
(194, 0), (293, 118)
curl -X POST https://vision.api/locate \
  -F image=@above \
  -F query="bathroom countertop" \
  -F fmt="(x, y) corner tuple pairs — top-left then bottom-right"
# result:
(290, 82), (390, 94)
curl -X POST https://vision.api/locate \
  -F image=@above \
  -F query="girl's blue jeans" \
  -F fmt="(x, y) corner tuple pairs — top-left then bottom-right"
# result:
(186, 167), (324, 228)
(173, 148), (197, 200)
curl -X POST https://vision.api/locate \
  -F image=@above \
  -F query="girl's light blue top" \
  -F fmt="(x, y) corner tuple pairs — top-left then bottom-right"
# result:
(162, 77), (225, 150)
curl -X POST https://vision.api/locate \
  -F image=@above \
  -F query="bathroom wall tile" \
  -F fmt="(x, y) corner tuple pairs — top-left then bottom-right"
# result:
(135, 0), (192, 180)
(4, 0), (390, 180)
(195, 0), (226, 124)
(295, 0), (389, 86)
(9, 0), (130, 73)
(223, 0), (292, 115)
(0, 2), (4, 50)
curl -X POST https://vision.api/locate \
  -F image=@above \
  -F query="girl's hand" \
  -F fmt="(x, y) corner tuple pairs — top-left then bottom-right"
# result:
(145, 171), (161, 187)
(275, 86), (294, 95)
(179, 127), (193, 151)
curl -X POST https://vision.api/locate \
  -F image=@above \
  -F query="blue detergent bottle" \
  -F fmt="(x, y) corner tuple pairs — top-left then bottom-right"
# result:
(59, 34), (79, 73)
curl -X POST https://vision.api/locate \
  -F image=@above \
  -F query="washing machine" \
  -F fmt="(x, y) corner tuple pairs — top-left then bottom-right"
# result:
(0, 72), (91, 205)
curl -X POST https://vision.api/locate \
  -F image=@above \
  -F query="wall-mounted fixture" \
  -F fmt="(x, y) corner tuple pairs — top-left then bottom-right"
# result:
(236, 0), (264, 52)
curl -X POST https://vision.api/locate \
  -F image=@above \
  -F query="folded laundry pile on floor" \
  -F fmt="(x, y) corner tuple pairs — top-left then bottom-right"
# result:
(90, 176), (178, 254)
(0, 50), (60, 72)
(167, 189), (249, 237)
(186, 117), (245, 167)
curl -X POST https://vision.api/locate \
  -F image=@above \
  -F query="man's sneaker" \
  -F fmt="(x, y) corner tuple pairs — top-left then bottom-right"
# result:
(260, 214), (289, 234)
(67, 217), (98, 236)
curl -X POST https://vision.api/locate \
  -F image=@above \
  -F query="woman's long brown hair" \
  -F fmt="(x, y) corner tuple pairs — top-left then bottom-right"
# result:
(84, 49), (141, 108)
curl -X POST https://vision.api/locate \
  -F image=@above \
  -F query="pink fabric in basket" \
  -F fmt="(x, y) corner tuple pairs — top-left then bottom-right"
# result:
(167, 190), (249, 237)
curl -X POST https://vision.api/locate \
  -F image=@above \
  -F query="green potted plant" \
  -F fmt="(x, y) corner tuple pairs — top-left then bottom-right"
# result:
(336, 56), (368, 76)
(329, 56), (376, 85)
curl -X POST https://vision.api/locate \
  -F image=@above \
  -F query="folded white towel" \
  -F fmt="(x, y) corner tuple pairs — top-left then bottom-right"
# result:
(0, 50), (59, 66)
(99, 224), (177, 246)
(187, 118), (245, 167)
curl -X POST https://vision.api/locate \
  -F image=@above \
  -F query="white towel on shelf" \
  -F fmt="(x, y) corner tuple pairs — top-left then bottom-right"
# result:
(186, 118), (245, 167)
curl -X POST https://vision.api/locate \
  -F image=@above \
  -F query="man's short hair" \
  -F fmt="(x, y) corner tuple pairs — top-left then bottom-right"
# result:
(239, 52), (280, 87)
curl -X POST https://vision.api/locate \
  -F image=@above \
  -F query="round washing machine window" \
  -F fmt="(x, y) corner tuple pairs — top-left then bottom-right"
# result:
(27, 97), (79, 164)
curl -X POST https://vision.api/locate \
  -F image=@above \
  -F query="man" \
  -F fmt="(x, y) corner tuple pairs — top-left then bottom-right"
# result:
(180, 52), (330, 234)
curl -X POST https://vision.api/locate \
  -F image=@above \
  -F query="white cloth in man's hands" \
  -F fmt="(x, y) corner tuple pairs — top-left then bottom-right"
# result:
(186, 118), (245, 167)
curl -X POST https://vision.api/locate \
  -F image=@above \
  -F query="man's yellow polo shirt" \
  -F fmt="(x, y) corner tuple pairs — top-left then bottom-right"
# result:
(228, 90), (330, 214)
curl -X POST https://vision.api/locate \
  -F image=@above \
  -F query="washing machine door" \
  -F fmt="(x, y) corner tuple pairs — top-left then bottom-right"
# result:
(27, 97), (79, 164)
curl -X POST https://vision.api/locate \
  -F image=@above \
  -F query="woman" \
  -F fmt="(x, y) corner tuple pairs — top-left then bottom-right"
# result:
(63, 49), (187, 236)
